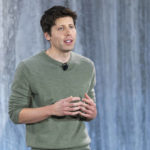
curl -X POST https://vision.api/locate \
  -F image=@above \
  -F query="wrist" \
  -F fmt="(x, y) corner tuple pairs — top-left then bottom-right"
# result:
(45, 104), (55, 117)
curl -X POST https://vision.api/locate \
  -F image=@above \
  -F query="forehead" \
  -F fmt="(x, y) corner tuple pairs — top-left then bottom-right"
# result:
(54, 16), (74, 26)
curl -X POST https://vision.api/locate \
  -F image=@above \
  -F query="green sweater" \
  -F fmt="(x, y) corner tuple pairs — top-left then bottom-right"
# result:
(9, 50), (96, 149)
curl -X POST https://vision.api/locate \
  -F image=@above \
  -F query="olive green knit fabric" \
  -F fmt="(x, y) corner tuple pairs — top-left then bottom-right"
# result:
(9, 50), (96, 149)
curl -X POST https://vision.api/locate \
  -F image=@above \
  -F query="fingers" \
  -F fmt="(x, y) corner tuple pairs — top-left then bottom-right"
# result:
(64, 96), (81, 103)
(64, 95), (95, 113)
(59, 96), (82, 116)
(63, 96), (81, 108)
(79, 105), (97, 120)
(64, 111), (80, 116)
(72, 97), (81, 101)
(79, 111), (91, 118)
(84, 93), (91, 100)
(82, 98), (95, 106)
(64, 106), (80, 112)
(80, 104), (95, 113)
(56, 95), (96, 118)
(79, 96), (97, 119)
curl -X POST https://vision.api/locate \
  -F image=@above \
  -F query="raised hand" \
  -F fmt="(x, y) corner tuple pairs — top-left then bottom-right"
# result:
(79, 93), (97, 120)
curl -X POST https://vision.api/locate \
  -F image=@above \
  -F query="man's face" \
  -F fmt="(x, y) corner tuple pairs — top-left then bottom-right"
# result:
(49, 16), (76, 52)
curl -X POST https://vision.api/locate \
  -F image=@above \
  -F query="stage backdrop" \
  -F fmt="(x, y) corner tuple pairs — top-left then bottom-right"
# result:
(0, 0), (150, 150)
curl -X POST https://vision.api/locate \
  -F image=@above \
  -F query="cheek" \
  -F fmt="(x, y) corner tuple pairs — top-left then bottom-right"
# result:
(51, 36), (62, 44)
(73, 30), (77, 38)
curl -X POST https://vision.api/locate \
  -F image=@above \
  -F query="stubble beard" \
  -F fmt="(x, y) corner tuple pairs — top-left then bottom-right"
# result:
(59, 45), (74, 53)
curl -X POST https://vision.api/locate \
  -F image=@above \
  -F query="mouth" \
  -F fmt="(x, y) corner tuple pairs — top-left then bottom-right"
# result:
(64, 39), (73, 45)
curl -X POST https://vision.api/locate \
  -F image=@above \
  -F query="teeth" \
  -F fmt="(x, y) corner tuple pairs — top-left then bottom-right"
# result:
(65, 40), (72, 43)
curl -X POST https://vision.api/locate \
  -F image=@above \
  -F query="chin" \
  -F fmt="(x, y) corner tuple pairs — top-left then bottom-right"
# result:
(63, 50), (72, 53)
(62, 49), (74, 53)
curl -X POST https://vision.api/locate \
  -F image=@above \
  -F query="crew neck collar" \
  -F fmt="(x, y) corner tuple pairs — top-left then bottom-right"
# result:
(41, 50), (74, 70)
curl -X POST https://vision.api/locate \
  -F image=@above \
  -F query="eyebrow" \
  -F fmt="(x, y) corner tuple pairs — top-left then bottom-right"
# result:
(56, 24), (74, 26)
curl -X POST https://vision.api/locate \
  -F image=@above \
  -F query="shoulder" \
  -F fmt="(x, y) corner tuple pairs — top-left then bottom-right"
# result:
(15, 51), (44, 75)
(22, 51), (43, 65)
(72, 52), (95, 69)
(18, 51), (44, 68)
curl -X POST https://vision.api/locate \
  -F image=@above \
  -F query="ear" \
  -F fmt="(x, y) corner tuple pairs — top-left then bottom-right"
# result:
(44, 32), (51, 41)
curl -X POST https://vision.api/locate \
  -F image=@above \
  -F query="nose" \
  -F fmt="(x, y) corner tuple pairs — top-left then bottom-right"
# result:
(65, 28), (71, 35)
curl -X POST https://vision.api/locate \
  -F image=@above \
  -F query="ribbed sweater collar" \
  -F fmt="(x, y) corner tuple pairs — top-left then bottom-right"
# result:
(40, 50), (74, 71)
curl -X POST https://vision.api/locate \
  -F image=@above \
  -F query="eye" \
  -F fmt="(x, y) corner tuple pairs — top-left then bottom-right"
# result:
(69, 25), (74, 29)
(58, 27), (64, 31)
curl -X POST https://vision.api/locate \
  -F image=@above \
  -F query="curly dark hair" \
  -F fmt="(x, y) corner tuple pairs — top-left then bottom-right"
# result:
(40, 6), (77, 35)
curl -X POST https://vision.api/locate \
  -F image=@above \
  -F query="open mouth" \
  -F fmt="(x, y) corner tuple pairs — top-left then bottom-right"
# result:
(64, 39), (73, 44)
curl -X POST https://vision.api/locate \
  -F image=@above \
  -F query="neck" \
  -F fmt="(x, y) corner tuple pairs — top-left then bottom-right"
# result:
(46, 48), (71, 63)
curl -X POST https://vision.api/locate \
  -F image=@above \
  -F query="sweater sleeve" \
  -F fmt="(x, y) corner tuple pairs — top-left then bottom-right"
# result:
(9, 62), (31, 124)
(87, 63), (96, 103)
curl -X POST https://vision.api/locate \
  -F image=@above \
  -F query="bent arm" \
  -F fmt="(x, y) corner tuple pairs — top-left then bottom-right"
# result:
(18, 105), (54, 124)
(80, 62), (97, 121)
(18, 96), (81, 124)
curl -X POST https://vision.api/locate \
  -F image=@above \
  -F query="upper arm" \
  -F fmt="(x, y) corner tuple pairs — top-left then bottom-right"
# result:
(9, 62), (31, 124)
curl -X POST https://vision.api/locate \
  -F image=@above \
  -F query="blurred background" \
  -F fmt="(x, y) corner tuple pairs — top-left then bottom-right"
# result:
(0, 0), (150, 150)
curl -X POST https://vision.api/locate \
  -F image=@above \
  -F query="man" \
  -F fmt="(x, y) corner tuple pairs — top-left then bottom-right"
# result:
(9, 6), (97, 150)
